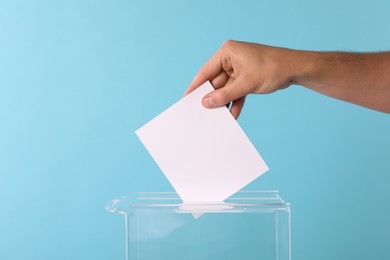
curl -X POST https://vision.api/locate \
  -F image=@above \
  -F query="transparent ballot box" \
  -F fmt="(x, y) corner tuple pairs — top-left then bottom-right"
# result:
(106, 190), (291, 260)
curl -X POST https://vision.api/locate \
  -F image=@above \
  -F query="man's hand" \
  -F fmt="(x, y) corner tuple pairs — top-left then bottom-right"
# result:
(185, 40), (311, 118)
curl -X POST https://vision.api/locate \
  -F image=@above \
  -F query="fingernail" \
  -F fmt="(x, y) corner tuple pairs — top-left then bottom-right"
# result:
(202, 96), (215, 108)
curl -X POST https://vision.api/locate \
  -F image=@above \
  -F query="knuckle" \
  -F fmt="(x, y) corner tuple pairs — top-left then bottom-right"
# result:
(199, 70), (208, 80)
(217, 89), (232, 104)
(222, 39), (235, 49)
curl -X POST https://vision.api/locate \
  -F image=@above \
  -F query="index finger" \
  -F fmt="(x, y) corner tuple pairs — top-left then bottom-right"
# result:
(184, 49), (223, 96)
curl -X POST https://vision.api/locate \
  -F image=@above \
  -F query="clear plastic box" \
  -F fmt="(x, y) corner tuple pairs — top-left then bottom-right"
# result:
(106, 190), (291, 260)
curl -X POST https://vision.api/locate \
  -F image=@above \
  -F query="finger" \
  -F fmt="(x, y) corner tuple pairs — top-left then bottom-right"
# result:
(211, 71), (230, 110)
(211, 71), (229, 90)
(202, 77), (248, 108)
(184, 51), (223, 96)
(230, 96), (246, 119)
(216, 75), (234, 109)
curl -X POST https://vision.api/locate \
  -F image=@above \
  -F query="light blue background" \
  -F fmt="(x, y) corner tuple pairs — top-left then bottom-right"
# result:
(1, 0), (389, 259)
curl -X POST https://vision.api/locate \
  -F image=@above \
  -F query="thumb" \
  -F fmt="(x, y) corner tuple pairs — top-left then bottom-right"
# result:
(202, 78), (247, 108)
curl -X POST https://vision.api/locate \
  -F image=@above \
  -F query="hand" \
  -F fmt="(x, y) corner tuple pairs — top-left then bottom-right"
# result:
(185, 40), (303, 118)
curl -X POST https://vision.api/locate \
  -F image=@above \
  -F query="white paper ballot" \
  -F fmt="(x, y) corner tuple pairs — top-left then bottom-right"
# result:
(136, 81), (269, 203)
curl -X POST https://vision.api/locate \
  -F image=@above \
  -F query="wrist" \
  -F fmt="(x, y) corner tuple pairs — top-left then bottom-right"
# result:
(289, 50), (325, 87)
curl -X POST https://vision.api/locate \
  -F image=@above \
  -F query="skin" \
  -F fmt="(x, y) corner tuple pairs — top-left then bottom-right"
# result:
(184, 40), (390, 119)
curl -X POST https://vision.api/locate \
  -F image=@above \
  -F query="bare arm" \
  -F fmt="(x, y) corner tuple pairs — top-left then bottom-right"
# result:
(295, 51), (390, 113)
(185, 40), (390, 118)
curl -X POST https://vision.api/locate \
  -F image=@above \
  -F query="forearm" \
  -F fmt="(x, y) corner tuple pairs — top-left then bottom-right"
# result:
(292, 51), (390, 113)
